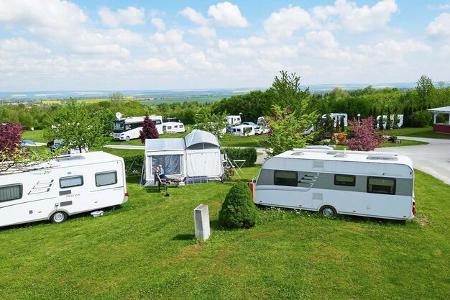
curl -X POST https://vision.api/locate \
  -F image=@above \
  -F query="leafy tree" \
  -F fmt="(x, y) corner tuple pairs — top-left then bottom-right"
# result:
(322, 114), (334, 137)
(269, 70), (311, 116)
(347, 117), (383, 151)
(139, 116), (159, 143)
(265, 105), (316, 156)
(416, 75), (434, 110)
(45, 101), (108, 152)
(378, 108), (384, 130)
(193, 108), (227, 138)
(110, 92), (125, 102)
(339, 115), (345, 132)
(386, 108), (391, 130)
(218, 183), (257, 229)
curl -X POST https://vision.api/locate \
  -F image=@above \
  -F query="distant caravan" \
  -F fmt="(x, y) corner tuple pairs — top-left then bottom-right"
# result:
(253, 148), (416, 221)
(113, 113), (163, 141)
(0, 152), (128, 228)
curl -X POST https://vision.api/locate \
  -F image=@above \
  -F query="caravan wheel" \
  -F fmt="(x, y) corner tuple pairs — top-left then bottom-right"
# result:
(51, 211), (68, 224)
(320, 206), (337, 218)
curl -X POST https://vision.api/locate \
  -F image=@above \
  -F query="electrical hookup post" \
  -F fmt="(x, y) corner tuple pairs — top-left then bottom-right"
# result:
(194, 204), (210, 241)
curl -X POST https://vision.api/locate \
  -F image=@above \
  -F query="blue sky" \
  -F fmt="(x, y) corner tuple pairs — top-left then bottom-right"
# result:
(0, 0), (450, 91)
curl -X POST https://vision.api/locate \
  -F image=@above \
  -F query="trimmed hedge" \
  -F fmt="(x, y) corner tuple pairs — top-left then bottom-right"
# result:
(223, 147), (257, 167)
(123, 155), (144, 176)
(218, 183), (257, 229)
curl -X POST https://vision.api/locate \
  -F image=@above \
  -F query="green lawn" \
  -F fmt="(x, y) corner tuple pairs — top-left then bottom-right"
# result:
(1, 163), (449, 299)
(384, 127), (450, 139)
(22, 129), (46, 142)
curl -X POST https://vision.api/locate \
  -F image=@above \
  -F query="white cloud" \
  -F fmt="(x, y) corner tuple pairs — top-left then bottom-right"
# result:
(189, 27), (217, 39)
(139, 58), (183, 72)
(180, 7), (209, 26)
(208, 2), (248, 27)
(98, 6), (145, 27)
(151, 18), (166, 31)
(0, 0), (87, 30)
(150, 29), (194, 53)
(427, 13), (450, 37)
(0, 38), (50, 56)
(312, 0), (398, 33)
(305, 30), (338, 48)
(264, 6), (314, 39)
(357, 39), (431, 64)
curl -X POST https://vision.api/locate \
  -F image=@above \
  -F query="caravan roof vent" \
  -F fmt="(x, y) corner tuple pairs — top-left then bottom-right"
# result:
(291, 151), (304, 156)
(56, 155), (85, 162)
(305, 145), (334, 150)
(366, 153), (398, 161)
(334, 152), (347, 158)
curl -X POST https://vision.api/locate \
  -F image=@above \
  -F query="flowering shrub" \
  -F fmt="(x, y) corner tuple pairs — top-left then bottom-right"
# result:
(333, 132), (347, 145)
(347, 117), (383, 151)
(0, 123), (23, 157)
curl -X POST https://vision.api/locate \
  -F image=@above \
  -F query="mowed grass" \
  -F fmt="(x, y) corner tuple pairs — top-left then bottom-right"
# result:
(0, 168), (449, 299)
(384, 127), (450, 139)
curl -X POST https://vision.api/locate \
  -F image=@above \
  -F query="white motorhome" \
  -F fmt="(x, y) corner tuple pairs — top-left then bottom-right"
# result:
(322, 113), (348, 127)
(162, 121), (186, 134)
(254, 148), (415, 220)
(113, 114), (163, 141)
(226, 115), (241, 126)
(377, 114), (404, 129)
(0, 152), (128, 228)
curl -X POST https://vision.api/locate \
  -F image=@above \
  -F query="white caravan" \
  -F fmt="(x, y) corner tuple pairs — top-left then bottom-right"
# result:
(377, 114), (404, 129)
(322, 113), (348, 127)
(226, 115), (242, 126)
(0, 152), (128, 228)
(254, 148), (415, 220)
(113, 114), (163, 141)
(230, 124), (256, 136)
(162, 121), (186, 134)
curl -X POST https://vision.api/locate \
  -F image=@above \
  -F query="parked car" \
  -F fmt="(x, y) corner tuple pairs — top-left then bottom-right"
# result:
(242, 122), (263, 135)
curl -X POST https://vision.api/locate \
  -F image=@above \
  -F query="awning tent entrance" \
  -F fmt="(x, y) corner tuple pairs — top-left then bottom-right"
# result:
(142, 130), (224, 185)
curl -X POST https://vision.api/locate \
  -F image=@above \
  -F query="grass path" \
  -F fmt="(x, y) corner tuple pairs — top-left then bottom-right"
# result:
(0, 169), (449, 299)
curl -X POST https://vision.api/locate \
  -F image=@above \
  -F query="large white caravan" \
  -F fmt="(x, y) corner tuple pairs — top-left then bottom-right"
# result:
(162, 121), (186, 134)
(254, 148), (415, 220)
(322, 113), (348, 127)
(0, 152), (128, 228)
(113, 115), (163, 141)
(226, 115), (242, 126)
(377, 114), (404, 129)
(230, 124), (256, 136)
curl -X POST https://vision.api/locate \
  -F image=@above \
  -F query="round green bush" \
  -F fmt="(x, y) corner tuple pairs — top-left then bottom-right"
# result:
(218, 183), (258, 229)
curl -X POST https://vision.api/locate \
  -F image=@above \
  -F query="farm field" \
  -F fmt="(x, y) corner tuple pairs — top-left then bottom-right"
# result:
(0, 164), (449, 299)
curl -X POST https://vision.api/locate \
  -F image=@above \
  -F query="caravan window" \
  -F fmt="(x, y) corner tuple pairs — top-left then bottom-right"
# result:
(367, 177), (396, 195)
(60, 176), (84, 189)
(334, 174), (356, 186)
(152, 155), (182, 175)
(0, 184), (23, 202)
(95, 171), (117, 187)
(274, 170), (298, 187)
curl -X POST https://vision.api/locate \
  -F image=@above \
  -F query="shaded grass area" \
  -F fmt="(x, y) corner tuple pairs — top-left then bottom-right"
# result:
(0, 168), (449, 299)
(384, 127), (450, 139)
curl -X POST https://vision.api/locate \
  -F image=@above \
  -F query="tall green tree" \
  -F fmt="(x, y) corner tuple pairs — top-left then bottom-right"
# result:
(265, 72), (317, 155)
(193, 108), (227, 138)
(45, 101), (108, 152)
(416, 75), (435, 110)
